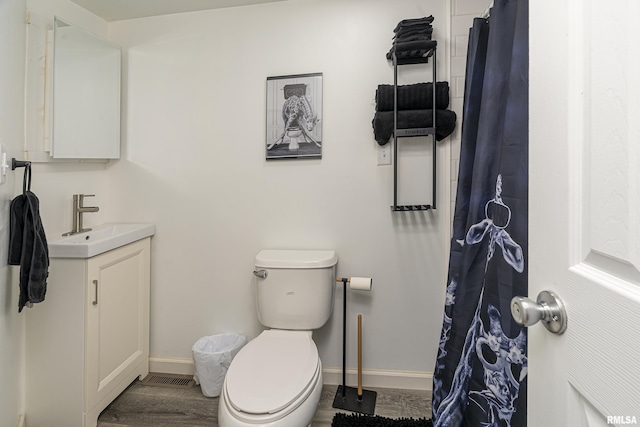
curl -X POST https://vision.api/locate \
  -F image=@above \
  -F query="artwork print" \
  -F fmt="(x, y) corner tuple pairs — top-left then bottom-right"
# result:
(265, 73), (322, 159)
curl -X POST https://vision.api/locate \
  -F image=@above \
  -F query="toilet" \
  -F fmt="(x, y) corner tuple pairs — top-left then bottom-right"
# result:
(218, 249), (338, 427)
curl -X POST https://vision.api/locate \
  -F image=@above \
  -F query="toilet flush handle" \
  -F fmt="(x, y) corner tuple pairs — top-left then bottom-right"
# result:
(253, 270), (268, 279)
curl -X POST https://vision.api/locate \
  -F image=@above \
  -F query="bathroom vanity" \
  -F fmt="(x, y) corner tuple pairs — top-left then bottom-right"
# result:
(25, 229), (152, 427)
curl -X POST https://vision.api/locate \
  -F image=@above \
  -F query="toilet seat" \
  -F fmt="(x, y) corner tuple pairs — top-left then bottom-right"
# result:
(224, 329), (320, 420)
(222, 361), (321, 424)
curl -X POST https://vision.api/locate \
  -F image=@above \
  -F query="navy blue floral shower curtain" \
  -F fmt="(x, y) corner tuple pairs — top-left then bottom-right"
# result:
(432, 0), (528, 426)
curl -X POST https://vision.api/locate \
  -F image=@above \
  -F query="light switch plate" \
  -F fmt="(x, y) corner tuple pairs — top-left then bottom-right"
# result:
(377, 144), (391, 165)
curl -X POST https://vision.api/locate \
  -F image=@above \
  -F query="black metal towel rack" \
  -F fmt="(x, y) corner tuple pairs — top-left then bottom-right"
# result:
(12, 158), (31, 170)
(391, 45), (437, 212)
(12, 158), (32, 194)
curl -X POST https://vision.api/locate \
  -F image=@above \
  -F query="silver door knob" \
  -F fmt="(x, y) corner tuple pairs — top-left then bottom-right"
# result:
(510, 290), (567, 334)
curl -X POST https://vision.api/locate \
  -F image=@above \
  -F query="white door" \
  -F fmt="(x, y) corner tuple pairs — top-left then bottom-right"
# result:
(529, 0), (640, 425)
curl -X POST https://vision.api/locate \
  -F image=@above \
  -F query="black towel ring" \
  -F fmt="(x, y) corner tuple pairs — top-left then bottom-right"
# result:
(11, 158), (32, 195)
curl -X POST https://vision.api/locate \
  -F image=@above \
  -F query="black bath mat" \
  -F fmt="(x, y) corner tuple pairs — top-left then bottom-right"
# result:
(332, 413), (433, 427)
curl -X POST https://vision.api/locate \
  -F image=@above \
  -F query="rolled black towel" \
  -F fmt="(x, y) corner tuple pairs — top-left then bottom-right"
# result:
(386, 40), (438, 61)
(376, 82), (450, 111)
(372, 109), (457, 145)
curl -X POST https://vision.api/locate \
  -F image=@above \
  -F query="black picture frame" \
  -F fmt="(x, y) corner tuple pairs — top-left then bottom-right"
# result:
(265, 73), (323, 160)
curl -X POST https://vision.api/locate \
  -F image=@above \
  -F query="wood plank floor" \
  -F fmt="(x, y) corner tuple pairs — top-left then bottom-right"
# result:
(98, 379), (432, 426)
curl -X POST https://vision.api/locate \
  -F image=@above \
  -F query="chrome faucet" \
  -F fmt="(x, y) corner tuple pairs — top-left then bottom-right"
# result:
(62, 194), (100, 236)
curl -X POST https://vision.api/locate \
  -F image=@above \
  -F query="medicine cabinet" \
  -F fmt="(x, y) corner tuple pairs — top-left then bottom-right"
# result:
(51, 17), (121, 159)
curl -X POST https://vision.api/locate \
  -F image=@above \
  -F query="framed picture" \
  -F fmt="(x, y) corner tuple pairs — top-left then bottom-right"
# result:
(266, 73), (323, 160)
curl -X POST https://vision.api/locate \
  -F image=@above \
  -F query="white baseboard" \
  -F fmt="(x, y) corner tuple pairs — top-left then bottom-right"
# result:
(149, 357), (195, 376)
(17, 414), (26, 427)
(149, 357), (432, 391)
(323, 367), (432, 391)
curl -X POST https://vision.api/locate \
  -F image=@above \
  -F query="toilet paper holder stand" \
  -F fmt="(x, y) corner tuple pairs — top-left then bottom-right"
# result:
(331, 277), (377, 415)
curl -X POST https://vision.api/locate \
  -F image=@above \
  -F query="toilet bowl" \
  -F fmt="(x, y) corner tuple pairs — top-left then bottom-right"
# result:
(218, 330), (323, 427)
(218, 249), (337, 427)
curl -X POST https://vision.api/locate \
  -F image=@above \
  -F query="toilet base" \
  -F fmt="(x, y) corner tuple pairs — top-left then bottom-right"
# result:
(332, 385), (377, 415)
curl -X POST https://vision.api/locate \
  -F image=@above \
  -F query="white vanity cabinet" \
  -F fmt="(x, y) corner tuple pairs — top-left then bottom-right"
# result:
(25, 237), (151, 427)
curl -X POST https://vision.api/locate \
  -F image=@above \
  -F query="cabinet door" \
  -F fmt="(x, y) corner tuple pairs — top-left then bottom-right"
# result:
(85, 238), (150, 412)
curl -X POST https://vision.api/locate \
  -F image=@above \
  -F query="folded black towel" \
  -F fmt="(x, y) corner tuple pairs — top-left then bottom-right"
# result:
(394, 27), (433, 42)
(394, 34), (433, 44)
(372, 109), (457, 145)
(376, 82), (449, 111)
(393, 16), (434, 33)
(9, 190), (49, 312)
(387, 40), (438, 61)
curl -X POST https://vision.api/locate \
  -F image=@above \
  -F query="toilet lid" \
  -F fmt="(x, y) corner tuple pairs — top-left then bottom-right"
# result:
(225, 330), (319, 414)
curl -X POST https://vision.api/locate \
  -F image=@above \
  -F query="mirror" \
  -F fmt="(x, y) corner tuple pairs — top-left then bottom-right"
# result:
(52, 17), (121, 159)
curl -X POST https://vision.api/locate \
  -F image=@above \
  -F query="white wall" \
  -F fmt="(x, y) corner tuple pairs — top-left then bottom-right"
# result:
(0, 0), (27, 424)
(107, 0), (450, 381)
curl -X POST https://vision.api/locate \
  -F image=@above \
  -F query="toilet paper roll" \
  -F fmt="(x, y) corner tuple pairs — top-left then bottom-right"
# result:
(349, 277), (372, 291)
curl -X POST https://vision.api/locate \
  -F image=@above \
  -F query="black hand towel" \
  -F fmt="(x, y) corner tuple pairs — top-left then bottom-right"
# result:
(8, 196), (25, 266)
(386, 40), (438, 61)
(393, 16), (434, 33)
(9, 191), (49, 312)
(376, 82), (450, 111)
(393, 27), (433, 42)
(372, 109), (457, 145)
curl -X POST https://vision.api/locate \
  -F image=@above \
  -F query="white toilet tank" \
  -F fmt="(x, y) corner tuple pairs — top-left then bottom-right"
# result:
(254, 249), (337, 330)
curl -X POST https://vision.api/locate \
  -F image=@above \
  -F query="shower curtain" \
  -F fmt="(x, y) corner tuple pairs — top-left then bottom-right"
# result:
(431, 0), (528, 426)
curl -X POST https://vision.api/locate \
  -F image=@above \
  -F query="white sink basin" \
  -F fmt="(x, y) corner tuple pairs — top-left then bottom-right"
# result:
(49, 223), (155, 258)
